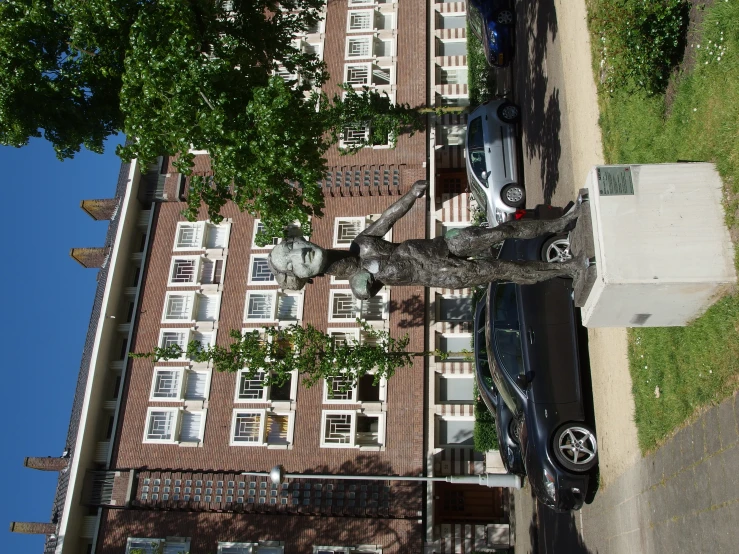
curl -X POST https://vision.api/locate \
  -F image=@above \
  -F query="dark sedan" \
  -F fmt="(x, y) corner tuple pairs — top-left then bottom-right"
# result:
(474, 297), (525, 476)
(468, 0), (515, 67)
(485, 235), (598, 512)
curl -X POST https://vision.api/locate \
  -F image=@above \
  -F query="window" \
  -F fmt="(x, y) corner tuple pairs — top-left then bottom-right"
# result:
(437, 39), (467, 56)
(143, 408), (205, 444)
(438, 417), (475, 446)
(230, 409), (294, 447)
(329, 291), (388, 322)
(173, 221), (230, 250)
(348, 10), (373, 31)
(218, 543), (285, 554)
(314, 548), (381, 554)
(321, 410), (385, 448)
(235, 370), (296, 403)
(150, 368), (211, 402)
(437, 295), (473, 321)
(126, 538), (191, 554)
(244, 291), (303, 322)
(438, 13), (466, 29)
(346, 36), (371, 58)
(439, 67), (468, 85)
(438, 375), (475, 403)
(157, 329), (215, 360)
(168, 256), (224, 286)
(440, 334), (473, 361)
(324, 373), (386, 404)
(333, 217), (366, 246)
(162, 292), (221, 323)
(440, 124), (465, 146)
(248, 254), (276, 283)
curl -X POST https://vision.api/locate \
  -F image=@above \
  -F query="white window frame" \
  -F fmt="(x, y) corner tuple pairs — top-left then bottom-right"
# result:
(437, 373), (476, 404)
(440, 123), (466, 147)
(320, 410), (386, 449)
(126, 538), (165, 554)
(252, 219), (308, 249)
(328, 290), (389, 323)
(345, 36), (372, 59)
(173, 221), (231, 251)
(235, 369), (298, 403)
(248, 254), (276, 284)
(244, 290), (304, 323)
(439, 333), (473, 361)
(344, 62), (372, 86)
(143, 407), (206, 444)
(150, 368), (212, 402)
(218, 543), (286, 554)
(347, 9), (375, 33)
(229, 409), (296, 447)
(439, 66), (468, 85)
(156, 328), (216, 361)
(167, 255), (203, 286)
(323, 372), (387, 405)
(436, 415), (476, 448)
(125, 537), (191, 554)
(333, 216), (367, 247)
(161, 291), (221, 323)
(313, 547), (381, 554)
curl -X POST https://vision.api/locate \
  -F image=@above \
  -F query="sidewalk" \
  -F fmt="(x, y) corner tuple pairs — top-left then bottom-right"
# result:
(580, 392), (739, 553)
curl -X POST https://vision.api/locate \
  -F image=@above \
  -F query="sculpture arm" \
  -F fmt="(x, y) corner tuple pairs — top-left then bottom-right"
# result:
(361, 180), (427, 238)
(350, 270), (384, 300)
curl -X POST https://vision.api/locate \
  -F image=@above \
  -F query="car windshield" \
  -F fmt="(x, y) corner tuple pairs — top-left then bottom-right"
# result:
(494, 328), (525, 379)
(469, 149), (488, 184)
(475, 324), (494, 391)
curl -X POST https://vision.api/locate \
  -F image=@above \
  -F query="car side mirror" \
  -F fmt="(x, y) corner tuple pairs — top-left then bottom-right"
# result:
(516, 372), (533, 388)
(480, 170), (489, 180)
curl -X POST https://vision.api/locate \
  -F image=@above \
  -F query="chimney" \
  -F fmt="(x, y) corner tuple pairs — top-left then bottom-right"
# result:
(80, 198), (119, 221)
(24, 457), (69, 472)
(9, 522), (57, 535)
(70, 247), (111, 268)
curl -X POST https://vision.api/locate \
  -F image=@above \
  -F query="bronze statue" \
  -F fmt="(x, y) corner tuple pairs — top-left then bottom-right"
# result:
(268, 180), (588, 299)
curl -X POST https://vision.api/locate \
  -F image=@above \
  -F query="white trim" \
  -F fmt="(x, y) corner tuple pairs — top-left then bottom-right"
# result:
(167, 255), (203, 286)
(345, 35), (372, 59)
(142, 407), (207, 444)
(161, 291), (222, 323)
(439, 332), (473, 361)
(149, 367), (186, 401)
(234, 369), (297, 404)
(173, 220), (232, 251)
(156, 328), (217, 361)
(435, 293), (474, 322)
(333, 216), (367, 247)
(251, 219), (279, 249)
(320, 410), (386, 449)
(248, 254), (277, 284)
(229, 408), (295, 447)
(347, 9), (375, 33)
(436, 415), (476, 447)
(329, 290), (360, 322)
(244, 290), (278, 322)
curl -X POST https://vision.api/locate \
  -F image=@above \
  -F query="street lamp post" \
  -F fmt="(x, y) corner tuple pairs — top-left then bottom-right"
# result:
(242, 465), (522, 489)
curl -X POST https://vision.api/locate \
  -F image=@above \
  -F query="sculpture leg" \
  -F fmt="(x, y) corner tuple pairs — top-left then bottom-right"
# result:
(446, 202), (582, 257)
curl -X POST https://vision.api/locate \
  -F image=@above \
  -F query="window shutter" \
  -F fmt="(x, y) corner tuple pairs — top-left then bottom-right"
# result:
(179, 412), (202, 442)
(196, 295), (219, 321)
(439, 297), (473, 321)
(185, 372), (208, 401)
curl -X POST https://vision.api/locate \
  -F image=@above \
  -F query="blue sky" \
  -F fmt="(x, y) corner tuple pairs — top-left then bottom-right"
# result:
(0, 136), (125, 553)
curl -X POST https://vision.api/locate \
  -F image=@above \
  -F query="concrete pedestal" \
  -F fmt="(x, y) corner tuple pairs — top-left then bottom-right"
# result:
(575, 163), (736, 328)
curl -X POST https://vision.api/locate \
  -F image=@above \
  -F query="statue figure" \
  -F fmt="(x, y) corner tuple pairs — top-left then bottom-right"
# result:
(268, 180), (587, 300)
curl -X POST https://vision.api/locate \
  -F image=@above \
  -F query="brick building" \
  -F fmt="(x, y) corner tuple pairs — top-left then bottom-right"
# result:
(12, 1), (512, 553)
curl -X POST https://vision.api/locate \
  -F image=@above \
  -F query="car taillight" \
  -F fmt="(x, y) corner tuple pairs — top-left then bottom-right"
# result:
(514, 209), (527, 220)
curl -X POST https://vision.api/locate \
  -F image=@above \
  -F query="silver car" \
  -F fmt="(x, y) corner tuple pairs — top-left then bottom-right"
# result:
(465, 99), (525, 226)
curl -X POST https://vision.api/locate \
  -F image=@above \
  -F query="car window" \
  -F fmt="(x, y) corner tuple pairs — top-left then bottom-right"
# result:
(468, 5), (483, 40)
(475, 326), (494, 390)
(492, 283), (519, 323)
(469, 150), (488, 183)
(468, 117), (484, 150)
(494, 328), (524, 379)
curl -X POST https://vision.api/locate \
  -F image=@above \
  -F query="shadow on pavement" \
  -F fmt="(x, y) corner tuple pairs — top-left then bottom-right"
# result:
(530, 494), (595, 554)
(518, 0), (562, 204)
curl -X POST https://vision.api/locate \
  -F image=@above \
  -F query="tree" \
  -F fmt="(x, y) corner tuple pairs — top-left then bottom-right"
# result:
(0, 0), (438, 245)
(131, 322), (441, 395)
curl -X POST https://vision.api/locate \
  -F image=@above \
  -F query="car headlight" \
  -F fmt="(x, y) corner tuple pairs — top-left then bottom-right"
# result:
(494, 208), (508, 224)
(543, 469), (557, 501)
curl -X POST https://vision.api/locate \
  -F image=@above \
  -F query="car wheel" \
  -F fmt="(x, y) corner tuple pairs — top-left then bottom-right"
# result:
(496, 9), (514, 25)
(497, 102), (520, 123)
(553, 423), (598, 473)
(501, 184), (525, 208)
(541, 235), (572, 263)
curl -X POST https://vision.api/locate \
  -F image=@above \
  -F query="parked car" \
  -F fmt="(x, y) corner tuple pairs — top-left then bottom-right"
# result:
(465, 99), (525, 227)
(474, 297), (526, 476)
(467, 0), (515, 67)
(484, 233), (598, 512)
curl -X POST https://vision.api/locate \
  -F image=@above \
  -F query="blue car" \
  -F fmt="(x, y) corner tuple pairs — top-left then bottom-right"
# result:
(467, 0), (515, 67)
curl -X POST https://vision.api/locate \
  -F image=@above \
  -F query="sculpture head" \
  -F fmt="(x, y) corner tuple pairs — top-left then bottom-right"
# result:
(268, 236), (328, 290)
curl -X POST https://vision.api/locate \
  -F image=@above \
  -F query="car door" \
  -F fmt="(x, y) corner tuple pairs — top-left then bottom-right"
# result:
(488, 283), (526, 415)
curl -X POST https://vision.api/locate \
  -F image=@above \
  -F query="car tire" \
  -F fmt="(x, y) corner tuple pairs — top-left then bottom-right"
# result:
(509, 418), (522, 444)
(553, 423), (598, 473)
(501, 183), (525, 208)
(496, 9), (514, 25)
(497, 102), (520, 123)
(541, 235), (572, 263)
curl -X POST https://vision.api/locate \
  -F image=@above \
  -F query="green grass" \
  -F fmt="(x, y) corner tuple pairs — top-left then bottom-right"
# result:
(473, 382), (500, 452)
(588, 0), (739, 452)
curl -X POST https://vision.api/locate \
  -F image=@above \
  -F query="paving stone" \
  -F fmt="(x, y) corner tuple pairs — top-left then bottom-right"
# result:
(703, 408), (722, 455)
(661, 437), (683, 478)
(686, 465), (713, 512)
(692, 417), (706, 459)
(704, 455), (730, 507)
(718, 445), (739, 503)
(717, 397), (739, 450)
(645, 456), (664, 486)
(696, 508), (722, 554)
(675, 425), (696, 470)
(711, 500), (739, 552)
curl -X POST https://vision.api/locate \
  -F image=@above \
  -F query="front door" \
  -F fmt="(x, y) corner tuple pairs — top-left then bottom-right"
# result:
(434, 482), (506, 524)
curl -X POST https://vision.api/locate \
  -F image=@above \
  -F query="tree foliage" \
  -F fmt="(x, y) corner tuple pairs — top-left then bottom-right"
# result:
(131, 321), (437, 394)
(0, 0), (431, 245)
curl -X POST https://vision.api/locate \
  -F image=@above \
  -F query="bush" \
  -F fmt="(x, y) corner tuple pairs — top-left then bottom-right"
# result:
(467, 24), (495, 106)
(589, 0), (690, 94)
(473, 383), (499, 451)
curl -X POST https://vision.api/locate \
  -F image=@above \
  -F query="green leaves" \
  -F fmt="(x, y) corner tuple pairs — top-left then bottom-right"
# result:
(133, 321), (431, 394)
